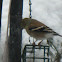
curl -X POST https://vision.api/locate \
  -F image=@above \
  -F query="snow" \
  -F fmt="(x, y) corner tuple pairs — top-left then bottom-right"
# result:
(1, 0), (62, 62)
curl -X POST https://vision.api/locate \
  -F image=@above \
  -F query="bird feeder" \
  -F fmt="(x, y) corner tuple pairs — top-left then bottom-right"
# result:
(22, 44), (50, 62)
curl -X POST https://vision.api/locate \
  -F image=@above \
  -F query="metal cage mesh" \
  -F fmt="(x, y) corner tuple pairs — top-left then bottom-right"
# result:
(22, 44), (50, 62)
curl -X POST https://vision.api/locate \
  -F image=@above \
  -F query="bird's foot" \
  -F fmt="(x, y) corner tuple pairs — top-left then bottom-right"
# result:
(38, 40), (43, 49)
(38, 40), (43, 45)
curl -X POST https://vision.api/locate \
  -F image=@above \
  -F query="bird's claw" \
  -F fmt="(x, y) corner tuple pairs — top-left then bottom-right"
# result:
(38, 40), (43, 49)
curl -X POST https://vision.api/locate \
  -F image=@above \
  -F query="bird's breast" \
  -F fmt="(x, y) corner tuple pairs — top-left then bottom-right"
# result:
(26, 27), (46, 40)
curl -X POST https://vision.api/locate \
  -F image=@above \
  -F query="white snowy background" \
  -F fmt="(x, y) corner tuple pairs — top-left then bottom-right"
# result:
(1, 0), (62, 62)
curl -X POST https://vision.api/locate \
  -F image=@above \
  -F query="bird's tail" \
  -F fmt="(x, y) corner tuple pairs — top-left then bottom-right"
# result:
(53, 33), (62, 37)
(57, 34), (62, 37)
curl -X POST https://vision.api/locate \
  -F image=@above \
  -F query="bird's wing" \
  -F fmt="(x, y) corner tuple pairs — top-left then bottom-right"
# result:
(29, 25), (52, 32)
(29, 26), (45, 31)
(28, 19), (62, 37)
(29, 26), (62, 37)
(29, 26), (45, 32)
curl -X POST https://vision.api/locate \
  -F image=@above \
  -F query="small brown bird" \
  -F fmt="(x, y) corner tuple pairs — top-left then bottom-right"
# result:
(21, 18), (62, 41)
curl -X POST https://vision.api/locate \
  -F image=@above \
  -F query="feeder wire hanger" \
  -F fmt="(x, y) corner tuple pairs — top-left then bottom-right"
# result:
(29, 0), (35, 44)
(29, 0), (32, 18)
(29, 0), (32, 44)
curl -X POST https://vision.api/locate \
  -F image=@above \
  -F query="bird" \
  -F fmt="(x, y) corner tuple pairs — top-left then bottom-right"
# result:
(21, 18), (62, 45)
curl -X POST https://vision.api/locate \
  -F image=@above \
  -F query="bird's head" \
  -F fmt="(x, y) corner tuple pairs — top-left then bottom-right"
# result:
(21, 18), (31, 29)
